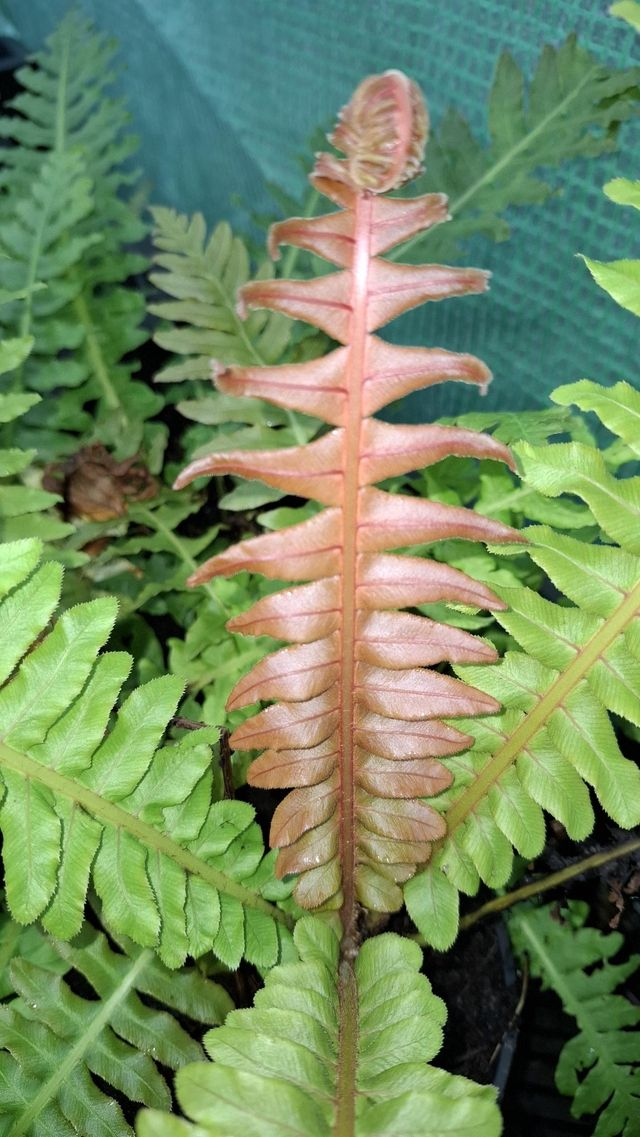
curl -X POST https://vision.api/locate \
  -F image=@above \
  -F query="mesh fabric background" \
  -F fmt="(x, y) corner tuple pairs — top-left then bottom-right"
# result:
(5, 0), (640, 420)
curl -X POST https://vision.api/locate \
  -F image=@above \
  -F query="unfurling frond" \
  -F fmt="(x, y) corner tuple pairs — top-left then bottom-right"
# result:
(0, 538), (290, 968)
(175, 71), (523, 937)
(139, 917), (501, 1137)
(406, 380), (640, 949)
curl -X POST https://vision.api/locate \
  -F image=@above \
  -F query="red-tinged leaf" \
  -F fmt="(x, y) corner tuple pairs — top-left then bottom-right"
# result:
(359, 419), (515, 483)
(216, 350), (348, 427)
(179, 70), (521, 925)
(365, 260), (490, 331)
(357, 752), (452, 798)
(319, 70), (428, 193)
(354, 713), (472, 760)
(227, 578), (341, 642)
(229, 692), (339, 752)
(268, 193), (449, 267)
(358, 830), (434, 865)
(356, 610), (497, 668)
(275, 816), (339, 875)
(248, 738), (339, 789)
(238, 274), (352, 342)
(362, 337), (492, 415)
(226, 635), (340, 710)
(357, 790), (445, 842)
(176, 431), (344, 505)
(270, 777), (338, 847)
(356, 553), (507, 610)
(355, 663), (500, 719)
(269, 210), (356, 268)
(188, 509), (342, 585)
(357, 487), (523, 552)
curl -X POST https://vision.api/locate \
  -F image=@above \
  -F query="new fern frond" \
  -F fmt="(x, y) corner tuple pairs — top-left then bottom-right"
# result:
(406, 379), (640, 949)
(510, 902), (640, 1137)
(0, 539), (291, 969)
(139, 917), (501, 1137)
(0, 12), (158, 459)
(174, 71), (524, 947)
(0, 919), (233, 1137)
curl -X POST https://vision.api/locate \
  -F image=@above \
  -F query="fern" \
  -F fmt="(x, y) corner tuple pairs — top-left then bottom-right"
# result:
(509, 902), (640, 1136)
(0, 919), (233, 1137)
(0, 12), (158, 459)
(0, 537), (291, 969)
(396, 35), (640, 263)
(149, 209), (292, 380)
(138, 916), (500, 1137)
(172, 70), (528, 939)
(148, 207), (320, 507)
(405, 379), (640, 949)
(0, 291), (74, 549)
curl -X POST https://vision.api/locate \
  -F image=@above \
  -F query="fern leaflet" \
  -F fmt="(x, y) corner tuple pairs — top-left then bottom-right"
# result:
(509, 902), (640, 1137)
(396, 36), (640, 263)
(406, 380), (640, 949)
(0, 12), (157, 459)
(0, 918), (233, 1137)
(0, 538), (291, 968)
(138, 917), (500, 1137)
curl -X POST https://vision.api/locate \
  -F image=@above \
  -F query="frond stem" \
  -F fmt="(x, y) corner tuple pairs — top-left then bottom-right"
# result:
(0, 740), (290, 926)
(443, 576), (640, 837)
(7, 948), (151, 1137)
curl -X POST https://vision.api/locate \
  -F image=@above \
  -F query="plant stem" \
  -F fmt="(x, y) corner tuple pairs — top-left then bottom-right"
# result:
(134, 505), (230, 617)
(7, 949), (151, 1137)
(334, 961), (358, 1137)
(458, 837), (640, 930)
(0, 739), (290, 926)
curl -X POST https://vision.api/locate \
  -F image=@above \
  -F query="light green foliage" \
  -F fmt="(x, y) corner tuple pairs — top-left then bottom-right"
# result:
(148, 207), (319, 508)
(581, 171), (640, 319)
(0, 538), (291, 968)
(397, 36), (640, 262)
(406, 381), (640, 948)
(138, 918), (500, 1137)
(0, 919), (233, 1137)
(149, 209), (291, 378)
(0, 12), (158, 460)
(0, 300), (73, 549)
(510, 903), (640, 1136)
(611, 0), (640, 33)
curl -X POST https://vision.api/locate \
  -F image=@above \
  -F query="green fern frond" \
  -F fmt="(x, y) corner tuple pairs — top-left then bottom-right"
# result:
(138, 917), (500, 1137)
(0, 11), (157, 459)
(149, 208), (291, 380)
(0, 538), (292, 968)
(0, 305), (73, 548)
(396, 36), (640, 262)
(405, 380), (640, 949)
(509, 902), (640, 1136)
(0, 918), (233, 1137)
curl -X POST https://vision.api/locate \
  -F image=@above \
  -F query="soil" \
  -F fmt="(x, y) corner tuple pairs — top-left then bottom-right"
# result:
(426, 921), (519, 1085)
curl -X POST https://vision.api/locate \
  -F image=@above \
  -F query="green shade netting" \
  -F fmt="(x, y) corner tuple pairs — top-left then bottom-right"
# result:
(5, 0), (640, 420)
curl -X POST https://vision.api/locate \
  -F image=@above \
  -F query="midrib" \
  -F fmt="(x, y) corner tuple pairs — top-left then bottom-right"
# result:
(0, 740), (288, 924)
(445, 575), (640, 833)
(338, 191), (373, 947)
(333, 191), (373, 1137)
